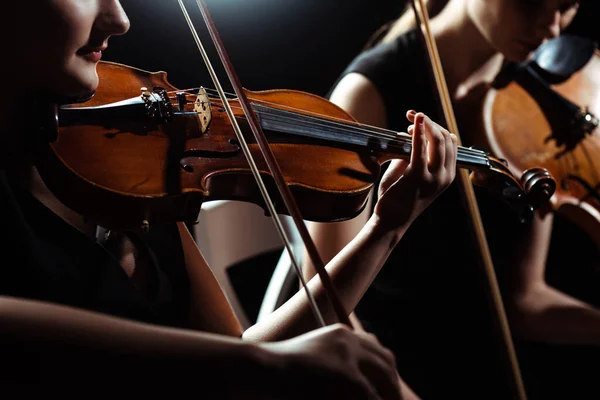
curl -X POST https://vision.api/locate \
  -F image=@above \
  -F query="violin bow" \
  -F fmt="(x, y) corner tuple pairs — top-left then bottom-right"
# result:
(176, 0), (352, 328)
(408, 1), (528, 398)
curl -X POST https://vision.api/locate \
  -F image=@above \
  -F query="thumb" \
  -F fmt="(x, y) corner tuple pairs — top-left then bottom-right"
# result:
(379, 159), (409, 196)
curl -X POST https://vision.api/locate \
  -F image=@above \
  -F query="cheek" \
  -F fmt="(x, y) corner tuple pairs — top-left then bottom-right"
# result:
(469, 1), (533, 60)
(15, 20), (71, 76)
(486, 13), (530, 60)
(2, 4), (93, 95)
(40, 5), (98, 95)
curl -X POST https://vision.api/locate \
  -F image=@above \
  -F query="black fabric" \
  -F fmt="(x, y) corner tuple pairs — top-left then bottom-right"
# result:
(0, 169), (190, 329)
(335, 29), (600, 399)
(334, 30), (442, 132)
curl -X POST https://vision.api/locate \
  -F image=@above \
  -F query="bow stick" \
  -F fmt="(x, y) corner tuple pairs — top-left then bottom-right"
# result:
(176, 0), (352, 328)
(409, 1), (527, 398)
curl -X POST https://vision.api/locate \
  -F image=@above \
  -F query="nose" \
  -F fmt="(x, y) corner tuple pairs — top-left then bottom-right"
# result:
(97, 0), (131, 37)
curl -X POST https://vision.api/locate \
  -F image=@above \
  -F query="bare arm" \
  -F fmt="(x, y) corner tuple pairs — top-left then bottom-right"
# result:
(510, 283), (600, 344)
(506, 212), (600, 345)
(244, 73), (397, 341)
(180, 223), (413, 398)
(244, 214), (409, 341)
(0, 295), (404, 399)
(244, 74), (441, 399)
(0, 295), (272, 394)
(0, 220), (402, 398)
(244, 74), (457, 341)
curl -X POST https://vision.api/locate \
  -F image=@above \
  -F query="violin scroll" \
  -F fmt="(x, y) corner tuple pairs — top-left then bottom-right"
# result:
(470, 153), (556, 222)
(520, 168), (556, 209)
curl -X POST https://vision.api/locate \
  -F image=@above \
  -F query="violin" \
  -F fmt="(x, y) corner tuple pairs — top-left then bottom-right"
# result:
(482, 34), (600, 248)
(34, 60), (556, 233)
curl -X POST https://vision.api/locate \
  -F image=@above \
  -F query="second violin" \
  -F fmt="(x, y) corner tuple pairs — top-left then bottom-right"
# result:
(483, 34), (600, 247)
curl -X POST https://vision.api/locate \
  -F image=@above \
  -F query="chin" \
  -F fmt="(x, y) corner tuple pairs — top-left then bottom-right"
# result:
(59, 80), (97, 103)
(55, 63), (100, 99)
(77, 76), (99, 97)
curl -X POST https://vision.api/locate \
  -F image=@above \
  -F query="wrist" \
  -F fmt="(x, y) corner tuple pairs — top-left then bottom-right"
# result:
(366, 214), (410, 247)
(246, 342), (290, 398)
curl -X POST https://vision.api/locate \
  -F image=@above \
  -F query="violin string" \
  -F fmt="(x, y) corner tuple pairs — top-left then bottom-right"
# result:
(176, 105), (489, 165)
(199, 88), (488, 160)
(167, 86), (485, 157)
(252, 101), (487, 160)
(166, 87), (488, 161)
(250, 105), (489, 163)
(207, 89), (487, 159)
(178, 86), (407, 141)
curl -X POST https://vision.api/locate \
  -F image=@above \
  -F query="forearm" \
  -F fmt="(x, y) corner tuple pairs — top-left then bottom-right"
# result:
(244, 216), (405, 341)
(509, 284), (600, 345)
(399, 375), (421, 400)
(0, 296), (277, 396)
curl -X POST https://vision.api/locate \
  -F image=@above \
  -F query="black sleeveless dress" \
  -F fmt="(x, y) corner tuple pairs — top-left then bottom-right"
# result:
(334, 29), (600, 399)
(0, 169), (190, 328)
(0, 167), (196, 385)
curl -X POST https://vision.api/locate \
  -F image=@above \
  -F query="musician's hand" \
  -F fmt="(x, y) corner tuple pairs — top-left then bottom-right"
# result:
(373, 110), (457, 232)
(263, 323), (401, 400)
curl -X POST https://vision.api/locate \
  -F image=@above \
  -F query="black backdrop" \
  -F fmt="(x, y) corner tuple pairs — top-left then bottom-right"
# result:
(104, 0), (406, 97)
(105, 0), (598, 98)
(102, 0), (599, 323)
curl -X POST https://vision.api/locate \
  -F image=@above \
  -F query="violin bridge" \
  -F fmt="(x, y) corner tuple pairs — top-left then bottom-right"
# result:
(194, 87), (212, 134)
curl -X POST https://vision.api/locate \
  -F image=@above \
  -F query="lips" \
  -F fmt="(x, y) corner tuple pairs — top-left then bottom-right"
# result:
(77, 44), (106, 53)
(77, 45), (107, 62)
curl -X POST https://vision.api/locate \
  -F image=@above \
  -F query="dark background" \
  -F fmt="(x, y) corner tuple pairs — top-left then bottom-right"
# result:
(105, 0), (406, 97)
(105, 0), (598, 98)
(103, 0), (599, 323)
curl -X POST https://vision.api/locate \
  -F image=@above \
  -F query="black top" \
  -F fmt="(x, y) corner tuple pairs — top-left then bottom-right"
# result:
(0, 169), (190, 329)
(336, 29), (600, 399)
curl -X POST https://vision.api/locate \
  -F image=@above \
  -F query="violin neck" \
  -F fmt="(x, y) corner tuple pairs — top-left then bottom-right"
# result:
(254, 102), (491, 172)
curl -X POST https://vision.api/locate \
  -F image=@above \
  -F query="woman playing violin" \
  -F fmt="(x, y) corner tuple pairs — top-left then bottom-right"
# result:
(305, 0), (598, 398)
(0, 1), (458, 398)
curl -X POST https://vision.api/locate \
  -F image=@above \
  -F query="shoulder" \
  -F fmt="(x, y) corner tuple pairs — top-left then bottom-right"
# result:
(329, 73), (386, 126)
(343, 29), (421, 87)
(328, 30), (423, 125)
(330, 29), (429, 129)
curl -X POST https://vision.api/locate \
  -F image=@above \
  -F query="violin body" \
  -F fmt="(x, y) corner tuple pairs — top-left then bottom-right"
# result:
(483, 47), (600, 248)
(36, 60), (555, 232)
(36, 61), (378, 231)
